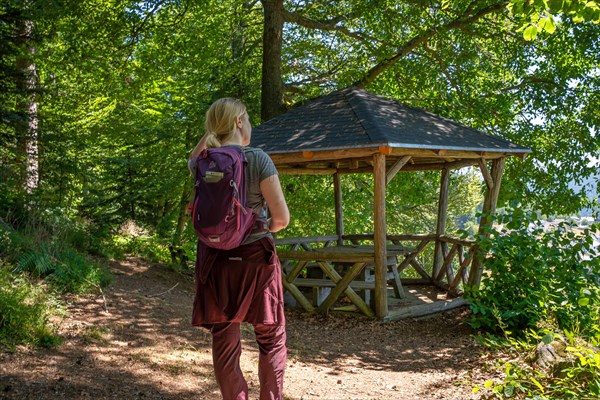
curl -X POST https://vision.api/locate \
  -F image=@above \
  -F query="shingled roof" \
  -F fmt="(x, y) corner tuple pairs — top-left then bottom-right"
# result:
(251, 87), (530, 168)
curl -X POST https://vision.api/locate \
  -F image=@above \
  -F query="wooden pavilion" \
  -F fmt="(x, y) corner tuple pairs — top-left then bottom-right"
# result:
(252, 87), (530, 321)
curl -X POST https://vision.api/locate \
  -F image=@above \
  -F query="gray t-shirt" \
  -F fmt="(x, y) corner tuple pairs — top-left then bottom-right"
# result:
(242, 146), (278, 244)
(189, 145), (278, 244)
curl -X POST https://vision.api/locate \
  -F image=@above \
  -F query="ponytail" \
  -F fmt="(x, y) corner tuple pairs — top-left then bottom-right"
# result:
(204, 98), (246, 148)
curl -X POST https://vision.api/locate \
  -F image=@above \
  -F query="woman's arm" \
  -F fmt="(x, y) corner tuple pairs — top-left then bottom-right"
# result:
(189, 133), (210, 160)
(260, 175), (289, 233)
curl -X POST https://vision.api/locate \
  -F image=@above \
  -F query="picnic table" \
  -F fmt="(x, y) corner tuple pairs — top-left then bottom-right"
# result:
(277, 243), (412, 317)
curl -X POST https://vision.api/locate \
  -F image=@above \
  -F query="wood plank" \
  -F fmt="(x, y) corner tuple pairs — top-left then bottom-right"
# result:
(336, 159), (478, 174)
(384, 298), (469, 321)
(279, 168), (336, 175)
(275, 235), (339, 245)
(270, 148), (379, 164)
(278, 250), (374, 262)
(373, 152), (388, 319)
(342, 233), (436, 242)
(388, 148), (508, 159)
(269, 147), (509, 168)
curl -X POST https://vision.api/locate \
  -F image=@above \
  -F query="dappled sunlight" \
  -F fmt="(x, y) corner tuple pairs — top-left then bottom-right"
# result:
(0, 257), (484, 400)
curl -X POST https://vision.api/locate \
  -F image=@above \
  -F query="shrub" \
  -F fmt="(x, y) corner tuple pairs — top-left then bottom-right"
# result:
(467, 208), (600, 339)
(14, 241), (112, 294)
(474, 331), (600, 399)
(0, 266), (62, 348)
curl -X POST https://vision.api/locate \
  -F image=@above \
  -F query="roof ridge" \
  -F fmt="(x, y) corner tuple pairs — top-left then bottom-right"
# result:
(344, 87), (389, 145)
(342, 87), (373, 144)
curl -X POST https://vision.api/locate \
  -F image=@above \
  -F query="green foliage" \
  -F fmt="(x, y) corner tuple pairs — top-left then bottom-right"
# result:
(279, 170), (483, 239)
(109, 220), (171, 264)
(0, 211), (112, 294)
(14, 243), (112, 294)
(0, 267), (62, 349)
(467, 208), (600, 338)
(474, 330), (600, 399)
(509, 0), (600, 41)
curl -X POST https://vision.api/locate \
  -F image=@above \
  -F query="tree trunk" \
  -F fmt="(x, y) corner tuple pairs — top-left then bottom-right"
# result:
(260, 0), (286, 121)
(172, 127), (197, 245)
(15, 18), (39, 195)
(173, 182), (192, 245)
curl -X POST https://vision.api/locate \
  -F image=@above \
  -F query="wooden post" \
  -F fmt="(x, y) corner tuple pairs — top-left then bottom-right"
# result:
(373, 153), (388, 319)
(333, 173), (344, 246)
(468, 157), (505, 288)
(433, 168), (450, 280)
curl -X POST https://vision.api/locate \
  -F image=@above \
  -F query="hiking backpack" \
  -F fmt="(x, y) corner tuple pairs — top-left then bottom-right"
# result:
(191, 146), (257, 250)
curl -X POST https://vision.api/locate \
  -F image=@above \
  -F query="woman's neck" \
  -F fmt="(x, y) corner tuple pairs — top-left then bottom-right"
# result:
(221, 131), (243, 146)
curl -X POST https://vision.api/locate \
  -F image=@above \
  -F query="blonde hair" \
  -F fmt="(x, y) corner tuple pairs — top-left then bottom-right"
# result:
(204, 98), (247, 148)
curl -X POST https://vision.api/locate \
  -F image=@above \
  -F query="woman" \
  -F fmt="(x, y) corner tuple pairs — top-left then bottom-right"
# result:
(189, 98), (290, 400)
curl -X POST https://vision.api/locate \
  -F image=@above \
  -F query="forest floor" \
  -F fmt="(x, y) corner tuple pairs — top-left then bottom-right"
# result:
(0, 256), (497, 400)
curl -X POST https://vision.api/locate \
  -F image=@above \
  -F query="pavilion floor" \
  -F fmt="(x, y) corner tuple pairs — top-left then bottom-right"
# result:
(285, 284), (469, 321)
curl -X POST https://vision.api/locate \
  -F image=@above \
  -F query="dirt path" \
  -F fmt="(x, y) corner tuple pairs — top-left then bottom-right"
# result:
(0, 257), (489, 400)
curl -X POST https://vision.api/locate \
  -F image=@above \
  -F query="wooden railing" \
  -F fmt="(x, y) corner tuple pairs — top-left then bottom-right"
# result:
(275, 233), (475, 296)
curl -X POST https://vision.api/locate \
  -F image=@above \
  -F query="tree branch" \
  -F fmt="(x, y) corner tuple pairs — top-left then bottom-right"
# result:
(282, 5), (386, 47)
(353, 1), (509, 88)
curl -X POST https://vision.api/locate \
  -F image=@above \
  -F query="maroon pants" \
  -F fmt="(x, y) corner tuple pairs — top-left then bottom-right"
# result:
(211, 322), (286, 400)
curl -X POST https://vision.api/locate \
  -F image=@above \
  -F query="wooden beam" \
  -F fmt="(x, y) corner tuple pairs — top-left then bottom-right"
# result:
(379, 146), (392, 155)
(317, 262), (367, 312)
(432, 168), (450, 279)
(279, 168), (336, 175)
(435, 243), (459, 282)
(302, 151), (314, 160)
(274, 235), (339, 245)
(373, 153), (388, 319)
(478, 159), (493, 190)
(343, 233), (436, 242)
(316, 261), (375, 317)
(269, 147), (511, 166)
(386, 155), (411, 185)
(281, 276), (315, 312)
(333, 173), (344, 246)
(384, 298), (469, 321)
(388, 147), (508, 160)
(468, 157), (505, 288)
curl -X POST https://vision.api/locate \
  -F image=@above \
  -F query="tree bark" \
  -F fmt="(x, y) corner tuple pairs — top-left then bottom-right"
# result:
(15, 17), (39, 194)
(260, 0), (286, 121)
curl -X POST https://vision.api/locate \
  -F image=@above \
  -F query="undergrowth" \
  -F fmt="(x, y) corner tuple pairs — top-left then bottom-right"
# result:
(0, 211), (113, 348)
(0, 266), (63, 349)
(467, 208), (600, 399)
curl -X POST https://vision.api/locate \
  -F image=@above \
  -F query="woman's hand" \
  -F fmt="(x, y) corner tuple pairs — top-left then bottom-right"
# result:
(190, 132), (210, 160)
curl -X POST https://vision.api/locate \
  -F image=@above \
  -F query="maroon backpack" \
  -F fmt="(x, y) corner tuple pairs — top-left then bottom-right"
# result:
(191, 147), (257, 250)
